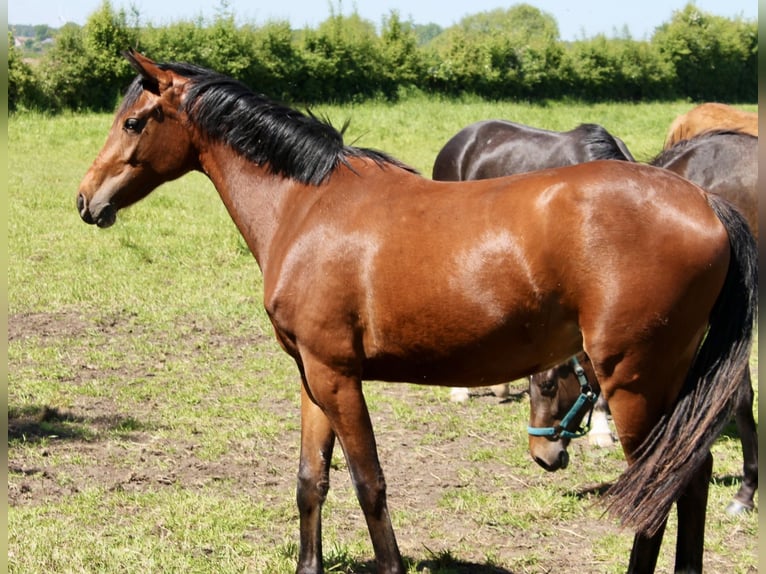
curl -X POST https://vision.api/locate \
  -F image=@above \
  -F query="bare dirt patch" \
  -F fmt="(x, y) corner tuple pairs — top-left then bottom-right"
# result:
(8, 311), (757, 573)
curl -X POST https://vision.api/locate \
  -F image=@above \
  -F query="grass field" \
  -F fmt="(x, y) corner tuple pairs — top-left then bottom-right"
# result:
(8, 98), (758, 573)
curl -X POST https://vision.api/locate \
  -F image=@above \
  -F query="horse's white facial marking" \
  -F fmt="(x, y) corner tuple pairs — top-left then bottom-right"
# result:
(451, 230), (539, 322)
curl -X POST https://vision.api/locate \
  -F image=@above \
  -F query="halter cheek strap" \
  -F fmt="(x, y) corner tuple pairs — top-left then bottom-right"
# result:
(527, 355), (599, 440)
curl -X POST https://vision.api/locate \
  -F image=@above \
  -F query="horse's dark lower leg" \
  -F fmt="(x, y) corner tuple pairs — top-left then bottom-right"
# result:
(674, 452), (713, 574)
(626, 521), (667, 574)
(728, 370), (757, 514)
(347, 460), (403, 574)
(296, 385), (336, 574)
(338, 405), (404, 573)
(301, 357), (405, 574)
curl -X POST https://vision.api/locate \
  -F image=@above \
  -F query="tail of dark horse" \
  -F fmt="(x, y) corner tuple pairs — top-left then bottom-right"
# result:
(605, 193), (758, 536)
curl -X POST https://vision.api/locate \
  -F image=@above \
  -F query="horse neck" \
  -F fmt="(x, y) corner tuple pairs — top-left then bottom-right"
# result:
(196, 140), (300, 272)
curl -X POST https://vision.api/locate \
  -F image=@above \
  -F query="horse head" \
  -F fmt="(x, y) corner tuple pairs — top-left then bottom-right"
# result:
(527, 353), (597, 471)
(77, 50), (198, 228)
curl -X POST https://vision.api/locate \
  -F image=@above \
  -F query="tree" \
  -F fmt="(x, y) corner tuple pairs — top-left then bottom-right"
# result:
(653, 3), (757, 101)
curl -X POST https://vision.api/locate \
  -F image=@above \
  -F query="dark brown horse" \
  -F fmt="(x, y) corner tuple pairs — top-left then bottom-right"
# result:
(652, 130), (758, 238)
(664, 103), (757, 149)
(77, 52), (757, 574)
(432, 119), (634, 181)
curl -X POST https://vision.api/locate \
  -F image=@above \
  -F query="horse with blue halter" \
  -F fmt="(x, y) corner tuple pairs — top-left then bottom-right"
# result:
(77, 52), (757, 574)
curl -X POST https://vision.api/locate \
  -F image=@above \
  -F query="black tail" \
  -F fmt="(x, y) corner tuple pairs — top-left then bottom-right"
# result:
(605, 193), (758, 536)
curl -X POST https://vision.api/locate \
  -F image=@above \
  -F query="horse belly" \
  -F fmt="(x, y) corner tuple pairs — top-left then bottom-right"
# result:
(360, 301), (582, 387)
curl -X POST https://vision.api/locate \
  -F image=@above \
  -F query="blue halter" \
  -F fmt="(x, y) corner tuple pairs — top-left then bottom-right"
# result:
(527, 355), (599, 440)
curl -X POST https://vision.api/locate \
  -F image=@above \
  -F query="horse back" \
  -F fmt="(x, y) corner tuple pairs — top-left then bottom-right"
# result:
(654, 131), (758, 238)
(433, 120), (633, 182)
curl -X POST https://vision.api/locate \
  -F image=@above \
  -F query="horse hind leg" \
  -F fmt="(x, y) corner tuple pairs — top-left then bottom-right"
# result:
(674, 451), (713, 573)
(726, 369), (757, 515)
(627, 525), (667, 574)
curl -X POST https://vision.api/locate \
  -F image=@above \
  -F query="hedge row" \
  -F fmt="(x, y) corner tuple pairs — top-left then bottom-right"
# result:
(9, 1), (757, 112)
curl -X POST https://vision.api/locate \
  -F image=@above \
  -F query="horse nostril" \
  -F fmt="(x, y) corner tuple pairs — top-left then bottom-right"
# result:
(77, 193), (96, 225)
(559, 450), (569, 470)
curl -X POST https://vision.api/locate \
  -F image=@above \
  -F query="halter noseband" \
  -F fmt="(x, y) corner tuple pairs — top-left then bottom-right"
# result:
(527, 355), (599, 440)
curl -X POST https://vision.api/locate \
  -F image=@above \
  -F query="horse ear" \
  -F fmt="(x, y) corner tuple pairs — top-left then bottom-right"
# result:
(123, 49), (173, 94)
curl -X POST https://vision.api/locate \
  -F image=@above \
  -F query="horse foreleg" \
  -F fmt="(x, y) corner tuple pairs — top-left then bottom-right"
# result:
(302, 355), (405, 574)
(296, 383), (336, 574)
(674, 451), (713, 573)
(727, 369), (757, 515)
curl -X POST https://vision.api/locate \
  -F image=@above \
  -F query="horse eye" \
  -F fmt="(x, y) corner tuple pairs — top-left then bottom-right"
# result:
(538, 379), (557, 396)
(124, 118), (143, 133)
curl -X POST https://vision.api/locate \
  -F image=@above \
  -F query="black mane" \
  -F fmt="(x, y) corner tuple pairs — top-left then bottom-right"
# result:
(121, 61), (417, 185)
(574, 123), (635, 161)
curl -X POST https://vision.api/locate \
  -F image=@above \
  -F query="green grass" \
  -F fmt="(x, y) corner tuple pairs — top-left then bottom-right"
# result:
(8, 99), (758, 573)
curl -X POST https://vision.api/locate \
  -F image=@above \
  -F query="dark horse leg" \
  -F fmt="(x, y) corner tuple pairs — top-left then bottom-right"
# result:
(627, 524), (667, 574)
(298, 355), (405, 574)
(674, 452), (713, 573)
(296, 383), (336, 574)
(625, 453), (712, 574)
(727, 369), (757, 515)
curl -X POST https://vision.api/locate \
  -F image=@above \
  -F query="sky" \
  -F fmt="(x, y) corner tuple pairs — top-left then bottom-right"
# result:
(8, 0), (758, 42)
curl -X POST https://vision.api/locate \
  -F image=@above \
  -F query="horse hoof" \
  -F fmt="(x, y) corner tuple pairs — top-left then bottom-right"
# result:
(450, 388), (470, 403)
(491, 383), (510, 398)
(725, 499), (754, 516)
(588, 432), (615, 448)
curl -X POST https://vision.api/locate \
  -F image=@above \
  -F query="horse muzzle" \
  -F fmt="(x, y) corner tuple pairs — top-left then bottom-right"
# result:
(529, 437), (570, 472)
(77, 193), (117, 228)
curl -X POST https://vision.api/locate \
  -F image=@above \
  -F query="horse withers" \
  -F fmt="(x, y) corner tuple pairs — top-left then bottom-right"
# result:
(77, 51), (757, 574)
(432, 119), (634, 182)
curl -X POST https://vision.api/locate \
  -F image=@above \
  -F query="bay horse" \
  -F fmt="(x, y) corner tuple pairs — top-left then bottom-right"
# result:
(663, 103), (757, 149)
(433, 119), (634, 404)
(531, 130), (759, 515)
(432, 119), (635, 182)
(527, 352), (614, 461)
(433, 122), (758, 515)
(77, 51), (757, 574)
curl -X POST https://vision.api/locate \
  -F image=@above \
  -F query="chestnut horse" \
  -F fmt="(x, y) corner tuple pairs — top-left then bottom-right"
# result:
(77, 52), (757, 574)
(664, 103), (757, 149)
